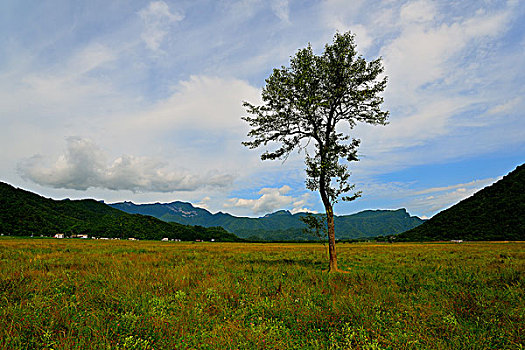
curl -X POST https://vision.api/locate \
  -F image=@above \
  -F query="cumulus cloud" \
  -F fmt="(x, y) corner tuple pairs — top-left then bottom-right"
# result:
(226, 185), (314, 215)
(139, 1), (183, 51)
(18, 137), (233, 192)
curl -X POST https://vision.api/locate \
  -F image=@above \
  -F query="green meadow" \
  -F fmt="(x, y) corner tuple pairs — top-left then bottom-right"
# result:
(0, 238), (523, 349)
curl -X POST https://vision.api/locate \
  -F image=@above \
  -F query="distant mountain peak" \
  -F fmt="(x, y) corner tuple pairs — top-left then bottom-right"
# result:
(263, 210), (292, 218)
(166, 204), (198, 217)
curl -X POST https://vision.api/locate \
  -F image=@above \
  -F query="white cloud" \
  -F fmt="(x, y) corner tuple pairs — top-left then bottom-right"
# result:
(139, 1), (183, 51)
(271, 0), (291, 23)
(124, 75), (260, 131)
(487, 97), (521, 115)
(223, 0), (261, 20)
(347, 3), (521, 174)
(358, 97), (471, 155)
(413, 178), (501, 196)
(405, 177), (500, 216)
(69, 43), (117, 75)
(384, 3), (510, 100)
(400, 0), (436, 24)
(195, 196), (212, 211)
(18, 137), (233, 192)
(319, 1), (376, 52)
(0, 42), (126, 132)
(226, 185), (313, 215)
(352, 176), (501, 218)
(409, 188), (478, 216)
(320, 0), (365, 30)
(309, 1), (520, 180)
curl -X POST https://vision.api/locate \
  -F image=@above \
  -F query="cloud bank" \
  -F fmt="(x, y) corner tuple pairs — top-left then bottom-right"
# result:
(18, 137), (233, 193)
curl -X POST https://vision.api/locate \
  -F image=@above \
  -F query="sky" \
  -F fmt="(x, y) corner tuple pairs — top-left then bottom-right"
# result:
(1, 0), (524, 219)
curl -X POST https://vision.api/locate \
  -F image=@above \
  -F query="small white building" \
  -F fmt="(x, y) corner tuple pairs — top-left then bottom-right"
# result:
(54, 233), (64, 239)
(161, 238), (169, 241)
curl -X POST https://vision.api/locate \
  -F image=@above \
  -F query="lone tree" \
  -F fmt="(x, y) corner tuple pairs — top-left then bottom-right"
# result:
(242, 32), (389, 272)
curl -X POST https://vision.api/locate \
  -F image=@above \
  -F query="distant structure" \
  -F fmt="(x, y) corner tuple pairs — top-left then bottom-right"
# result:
(54, 233), (64, 239)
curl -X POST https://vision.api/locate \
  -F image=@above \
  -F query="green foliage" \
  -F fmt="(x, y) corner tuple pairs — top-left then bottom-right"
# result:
(397, 163), (525, 241)
(300, 213), (328, 241)
(242, 31), (388, 207)
(0, 238), (523, 349)
(0, 182), (240, 242)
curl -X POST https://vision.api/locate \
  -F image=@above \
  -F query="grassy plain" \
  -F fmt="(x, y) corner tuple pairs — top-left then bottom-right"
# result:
(0, 238), (523, 349)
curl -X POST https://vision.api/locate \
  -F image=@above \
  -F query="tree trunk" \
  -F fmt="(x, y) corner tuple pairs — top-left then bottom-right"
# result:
(320, 168), (339, 272)
(325, 204), (338, 272)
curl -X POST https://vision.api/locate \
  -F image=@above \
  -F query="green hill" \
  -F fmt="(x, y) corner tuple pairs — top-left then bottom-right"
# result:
(110, 202), (425, 240)
(0, 182), (240, 241)
(396, 163), (525, 241)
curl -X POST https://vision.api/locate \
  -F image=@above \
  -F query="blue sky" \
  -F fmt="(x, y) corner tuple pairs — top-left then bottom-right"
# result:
(1, 0), (524, 219)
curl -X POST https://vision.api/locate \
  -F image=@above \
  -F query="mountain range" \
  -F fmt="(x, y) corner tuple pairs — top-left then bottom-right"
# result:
(109, 201), (425, 240)
(396, 163), (524, 241)
(2, 162), (522, 242)
(0, 182), (239, 241)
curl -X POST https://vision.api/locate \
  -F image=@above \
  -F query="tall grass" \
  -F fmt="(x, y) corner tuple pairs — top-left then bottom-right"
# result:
(0, 238), (523, 349)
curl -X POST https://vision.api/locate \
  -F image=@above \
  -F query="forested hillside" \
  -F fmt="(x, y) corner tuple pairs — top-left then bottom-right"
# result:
(396, 163), (524, 241)
(0, 182), (239, 241)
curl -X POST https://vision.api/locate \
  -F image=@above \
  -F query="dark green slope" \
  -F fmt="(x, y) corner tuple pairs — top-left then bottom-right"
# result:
(0, 182), (239, 241)
(234, 209), (425, 240)
(397, 163), (525, 241)
(336, 209), (425, 238)
(111, 201), (425, 240)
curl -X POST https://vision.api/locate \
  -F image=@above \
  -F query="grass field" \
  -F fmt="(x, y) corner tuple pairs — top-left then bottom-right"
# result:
(0, 238), (523, 349)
